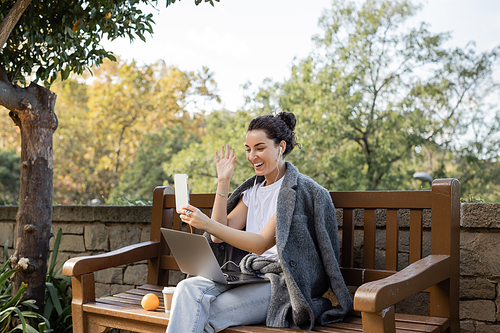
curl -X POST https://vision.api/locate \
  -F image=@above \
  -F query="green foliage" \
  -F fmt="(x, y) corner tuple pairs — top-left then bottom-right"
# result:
(271, 0), (447, 190)
(163, 110), (255, 193)
(0, 0), (155, 87)
(1, 260), (50, 333)
(166, 0), (220, 8)
(104, 198), (152, 206)
(110, 124), (198, 201)
(43, 229), (72, 333)
(0, 229), (72, 333)
(243, 0), (500, 193)
(210, 0), (500, 198)
(51, 59), (219, 204)
(0, 149), (20, 206)
(452, 136), (500, 202)
(461, 195), (487, 203)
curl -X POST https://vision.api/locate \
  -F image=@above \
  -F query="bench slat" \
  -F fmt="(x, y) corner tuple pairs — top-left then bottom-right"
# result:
(341, 267), (396, 286)
(160, 254), (180, 270)
(341, 209), (355, 268)
(223, 326), (311, 332)
(83, 302), (169, 322)
(343, 317), (439, 333)
(137, 284), (164, 292)
(165, 193), (216, 208)
(409, 210), (423, 264)
(173, 211), (181, 231)
(312, 325), (366, 333)
(320, 321), (425, 333)
(330, 191), (432, 209)
(385, 209), (399, 271)
(394, 314), (449, 331)
(123, 288), (162, 297)
(97, 297), (165, 311)
(363, 209), (376, 269)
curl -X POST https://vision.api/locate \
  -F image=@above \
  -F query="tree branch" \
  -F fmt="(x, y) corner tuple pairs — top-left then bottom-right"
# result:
(0, 65), (9, 84)
(0, 67), (22, 111)
(373, 155), (403, 189)
(0, 0), (32, 49)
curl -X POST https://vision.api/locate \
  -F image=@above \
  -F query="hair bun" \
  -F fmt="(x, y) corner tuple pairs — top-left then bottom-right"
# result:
(277, 112), (296, 132)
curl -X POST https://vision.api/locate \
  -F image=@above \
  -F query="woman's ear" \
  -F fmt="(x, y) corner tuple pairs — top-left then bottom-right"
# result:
(279, 141), (286, 155)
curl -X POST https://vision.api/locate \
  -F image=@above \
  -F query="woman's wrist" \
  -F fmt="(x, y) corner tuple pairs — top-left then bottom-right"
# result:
(217, 179), (230, 194)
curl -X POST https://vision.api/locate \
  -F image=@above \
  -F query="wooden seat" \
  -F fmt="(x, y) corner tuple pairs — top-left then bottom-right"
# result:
(63, 178), (460, 333)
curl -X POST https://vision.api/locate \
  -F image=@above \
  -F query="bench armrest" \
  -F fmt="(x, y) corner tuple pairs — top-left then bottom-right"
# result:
(62, 241), (160, 277)
(354, 254), (450, 313)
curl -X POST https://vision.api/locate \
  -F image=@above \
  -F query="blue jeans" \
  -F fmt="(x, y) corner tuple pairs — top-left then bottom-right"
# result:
(166, 276), (271, 333)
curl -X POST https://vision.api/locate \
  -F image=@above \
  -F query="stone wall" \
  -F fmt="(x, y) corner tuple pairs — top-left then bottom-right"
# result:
(459, 204), (500, 333)
(0, 205), (166, 298)
(1, 203), (499, 332)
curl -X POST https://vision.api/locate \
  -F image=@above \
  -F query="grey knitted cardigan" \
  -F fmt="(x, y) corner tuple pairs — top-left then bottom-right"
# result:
(207, 162), (353, 330)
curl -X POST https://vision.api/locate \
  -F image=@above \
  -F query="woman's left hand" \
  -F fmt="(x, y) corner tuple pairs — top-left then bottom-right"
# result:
(180, 205), (212, 231)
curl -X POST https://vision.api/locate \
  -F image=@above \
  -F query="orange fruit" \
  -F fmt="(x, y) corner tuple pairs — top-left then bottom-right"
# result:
(141, 293), (159, 311)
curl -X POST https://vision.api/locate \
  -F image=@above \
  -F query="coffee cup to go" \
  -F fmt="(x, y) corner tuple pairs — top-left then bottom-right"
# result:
(162, 287), (176, 313)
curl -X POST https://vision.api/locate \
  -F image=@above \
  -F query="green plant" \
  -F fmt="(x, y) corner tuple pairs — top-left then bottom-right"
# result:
(1, 231), (71, 333)
(1, 258), (50, 333)
(104, 197), (152, 206)
(461, 195), (487, 203)
(43, 229), (72, 333)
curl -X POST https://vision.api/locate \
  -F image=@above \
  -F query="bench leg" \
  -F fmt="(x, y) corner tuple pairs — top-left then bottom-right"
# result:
(361, 306), (395, 333)
(71, 273), (96, 333)
(430, 279), (459, 333)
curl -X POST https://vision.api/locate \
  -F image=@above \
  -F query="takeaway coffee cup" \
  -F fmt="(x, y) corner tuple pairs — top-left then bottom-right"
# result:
(162, 287), (176, 313)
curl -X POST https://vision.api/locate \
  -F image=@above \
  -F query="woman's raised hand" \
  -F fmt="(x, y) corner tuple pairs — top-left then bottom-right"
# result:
(215, 144), (236, 182)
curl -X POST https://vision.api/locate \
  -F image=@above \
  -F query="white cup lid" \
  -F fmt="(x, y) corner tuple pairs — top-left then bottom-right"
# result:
(163, 287), (176, 293)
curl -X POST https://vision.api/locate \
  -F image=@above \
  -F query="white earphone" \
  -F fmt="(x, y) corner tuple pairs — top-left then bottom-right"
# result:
(274, 147), (283, 184)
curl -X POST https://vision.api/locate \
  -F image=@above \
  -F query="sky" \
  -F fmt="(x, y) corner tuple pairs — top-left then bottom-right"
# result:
(101, 0), (500, 112)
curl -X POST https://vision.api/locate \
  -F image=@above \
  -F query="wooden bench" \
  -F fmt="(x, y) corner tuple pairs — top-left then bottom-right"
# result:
(63, 178), (460, 333)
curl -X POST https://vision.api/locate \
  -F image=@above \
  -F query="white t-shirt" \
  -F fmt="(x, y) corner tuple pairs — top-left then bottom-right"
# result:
(241, 177), (284, 260)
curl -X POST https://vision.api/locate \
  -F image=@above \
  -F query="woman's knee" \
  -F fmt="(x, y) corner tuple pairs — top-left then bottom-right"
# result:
(174, 276), (221, 300)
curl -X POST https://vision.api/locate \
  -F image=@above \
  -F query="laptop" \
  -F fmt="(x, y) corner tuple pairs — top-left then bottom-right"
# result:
(161, 228), (268, 285)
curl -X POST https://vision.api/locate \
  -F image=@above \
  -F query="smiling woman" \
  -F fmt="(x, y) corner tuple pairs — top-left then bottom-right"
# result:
(244, 113), (298, 184)
(166, 111), (352, 332)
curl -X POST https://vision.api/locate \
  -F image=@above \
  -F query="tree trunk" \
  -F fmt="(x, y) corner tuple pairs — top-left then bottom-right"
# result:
(7, 82), (58, 311)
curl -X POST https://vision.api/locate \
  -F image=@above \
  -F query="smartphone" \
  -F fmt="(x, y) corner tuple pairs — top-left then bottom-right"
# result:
(174, 174), (190, 213)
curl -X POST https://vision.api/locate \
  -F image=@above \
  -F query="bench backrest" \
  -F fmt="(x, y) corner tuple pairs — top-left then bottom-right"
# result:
(146, 179), (460, 313)
(333, 179), (460, 287)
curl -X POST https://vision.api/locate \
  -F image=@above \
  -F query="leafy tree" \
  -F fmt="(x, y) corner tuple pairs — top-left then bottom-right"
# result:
(51, 58), (219, 204)
(410, 45), (500, 199)
(110, 124), (199, 201)
(438, 108), (500, 201)
(163, 110), (255, 193)
(0, 0), (216, 310)
(251, 0), (499, 192)
(0, 149), (20, 205)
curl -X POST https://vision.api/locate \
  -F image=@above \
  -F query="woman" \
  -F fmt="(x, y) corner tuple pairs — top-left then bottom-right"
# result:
(166, 112), (352, 333)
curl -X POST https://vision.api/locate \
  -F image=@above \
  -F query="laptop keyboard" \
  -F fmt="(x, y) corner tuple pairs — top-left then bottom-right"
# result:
(223, 273), (239, 282)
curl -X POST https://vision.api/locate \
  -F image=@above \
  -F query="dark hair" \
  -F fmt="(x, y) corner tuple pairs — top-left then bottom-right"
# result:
(247, 112), (299, 156)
